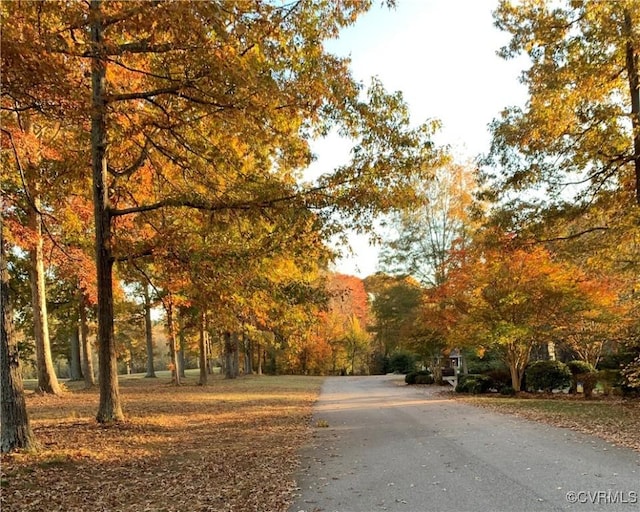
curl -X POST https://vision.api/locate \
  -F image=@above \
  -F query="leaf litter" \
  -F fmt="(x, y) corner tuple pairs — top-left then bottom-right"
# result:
(1, 375), (323, 512)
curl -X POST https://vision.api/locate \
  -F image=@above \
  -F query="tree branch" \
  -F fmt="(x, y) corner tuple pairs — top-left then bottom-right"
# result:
(107, 139), (150, 177)
(534, 226), (609, 243)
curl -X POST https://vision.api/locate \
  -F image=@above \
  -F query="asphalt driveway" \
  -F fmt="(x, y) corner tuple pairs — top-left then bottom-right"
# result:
(289, 375), (640, 512)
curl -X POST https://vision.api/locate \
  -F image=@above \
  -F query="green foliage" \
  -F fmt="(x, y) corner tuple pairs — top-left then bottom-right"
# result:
(567, 360), (596, 375)
(499, 385), (516, 396)
(598, 351), (637, 370)
(567, 360), (596, 394)
(369, 352), (390, 375)
(483, 369), (512, 390)
(405, 370), (433, 385)
(525, 360), (571, 392)
(465, 348), (508, 374)
(388, 350), (417, 374)
(597, 369), (623, 396)
(455, 374), (493, 394)
(405, 372), (417, 385)
(366, 275), (423, 357)
(415, 373), (434, 385)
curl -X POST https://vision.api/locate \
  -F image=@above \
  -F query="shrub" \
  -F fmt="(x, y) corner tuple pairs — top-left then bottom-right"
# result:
(566, 360), (596, 394)
(580, 372), (598, 398)
(405, 370), (432, 385)
(389, 351), (417, 374)
(567, 360), (596, 375)
(415, 373), (435, 385)
(370, 352), (391, 375)
(597, 369), (622, 396)
(484, 369), (512, 390)
(525, 360), (571, 392)
(455, 374), (493, 394)
(499, 385), (516, 396)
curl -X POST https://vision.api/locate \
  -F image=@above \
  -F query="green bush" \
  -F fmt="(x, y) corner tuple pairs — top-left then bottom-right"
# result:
(455, 374), (493, 394)
(389, 351), (417, 374)
(370, 352), (391, 375)
(597, 369), (622, 396)
(566, 360), (596, 394)
(484, 369), (512, 389)
(405, 370), (432, 385)
(499, 385), (516, 396)
(525, 360), (571, 392)
(465, 348), (508, 374)
(415, 373), (435, 385)
(567, 360), (596, 375)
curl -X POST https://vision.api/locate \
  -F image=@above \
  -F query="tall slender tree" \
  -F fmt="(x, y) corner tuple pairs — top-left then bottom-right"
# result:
(1, 217), (37, 453)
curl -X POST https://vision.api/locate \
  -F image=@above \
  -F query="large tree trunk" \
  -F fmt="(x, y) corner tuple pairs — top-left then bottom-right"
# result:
(509, 364), (525, 392)
(224, 331), (238, 379)
(68, 325), (83, 380)
(1, 222), (38, 453)
(79, 295), (96, 388)
(198, 310), (207, 385)
(91, 0), (123, 422)
(27, 201), (62, 395)
(624, 9), (640, 204)
(143, 284), (156, 378)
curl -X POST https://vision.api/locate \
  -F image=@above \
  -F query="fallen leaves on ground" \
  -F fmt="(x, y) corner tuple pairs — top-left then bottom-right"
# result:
(456, 393), (640, 452)
(1, 374), (323, 512)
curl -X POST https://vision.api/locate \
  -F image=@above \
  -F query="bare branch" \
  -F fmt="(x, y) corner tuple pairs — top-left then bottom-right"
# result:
(533, 226), (609, 243)
(107, 140), (150, 177)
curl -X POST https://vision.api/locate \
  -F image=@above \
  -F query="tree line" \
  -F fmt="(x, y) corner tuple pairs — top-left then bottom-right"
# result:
(1, 0), (442, 452)
(3, 0), (640, 454)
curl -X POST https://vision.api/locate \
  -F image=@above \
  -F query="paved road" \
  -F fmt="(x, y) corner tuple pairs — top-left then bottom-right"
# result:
(289, 375), (640, 512)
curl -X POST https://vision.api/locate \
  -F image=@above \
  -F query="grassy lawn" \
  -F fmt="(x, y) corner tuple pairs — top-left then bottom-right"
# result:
(1, 372), (324, 512)
(457, 393), (640, 452)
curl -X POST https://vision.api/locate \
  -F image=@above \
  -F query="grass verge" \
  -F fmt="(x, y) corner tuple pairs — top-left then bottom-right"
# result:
(1, 373), (324, 512)
(456, 394), (640, 452)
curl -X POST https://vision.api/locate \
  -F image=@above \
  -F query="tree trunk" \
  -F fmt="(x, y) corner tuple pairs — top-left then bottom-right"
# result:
(431, 356), (443, 384)
(91, 0), (123, 423)
(233, 332), (240, 377)
(27, 201), (62, 395)
(1, 225), (38, 453)
(178, 314), (186, 379)
(198, 310), (207, 386)
(165, 300), (180, 385)
(624, 9), (640, 204)
(509, 364), (524, 392)
(69, 325), (83, 380)
(224, 331), (238, 379)
(244, 334), (253, 375)
(79, 295), (96, 388)
(256, 342), (262, 375)
(143, 283), (156, 378)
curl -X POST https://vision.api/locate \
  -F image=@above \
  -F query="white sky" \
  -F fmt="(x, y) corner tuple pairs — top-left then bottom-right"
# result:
(312, 0), (529, 277)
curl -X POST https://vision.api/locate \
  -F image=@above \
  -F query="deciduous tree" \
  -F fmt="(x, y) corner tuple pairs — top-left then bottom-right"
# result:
(487, 0), (640, 206)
